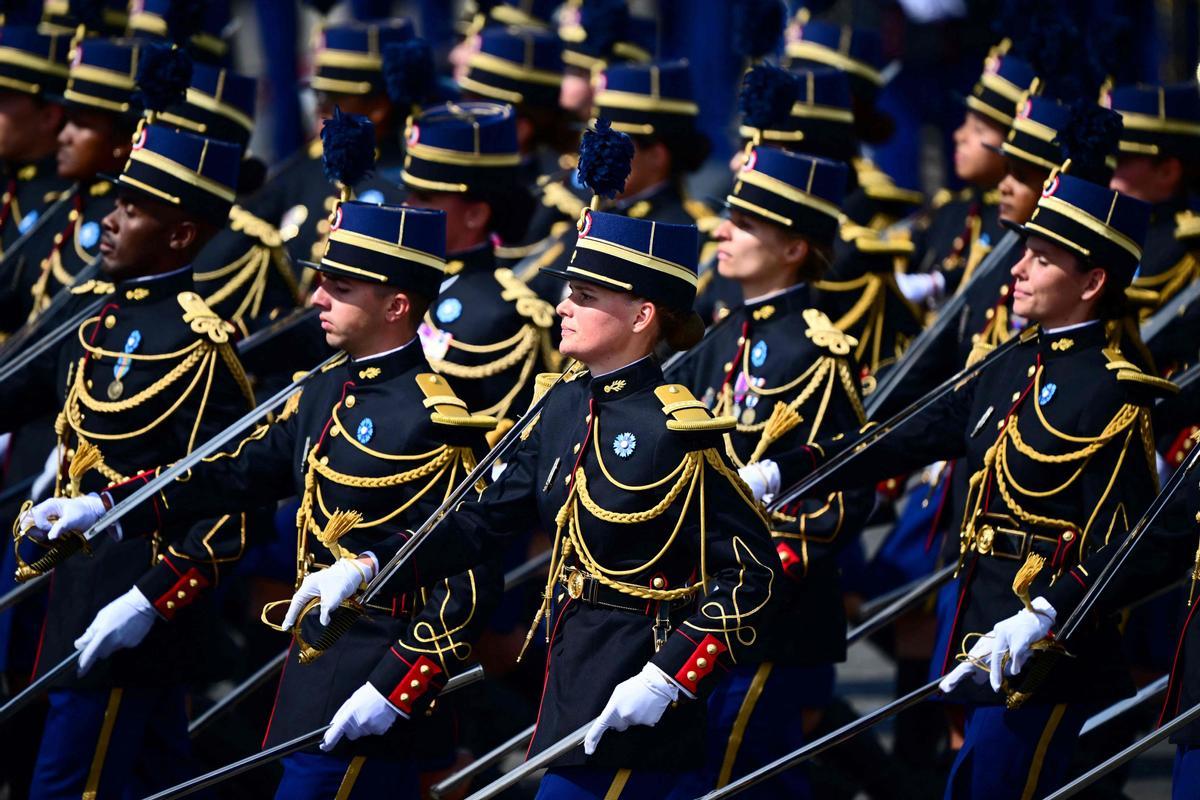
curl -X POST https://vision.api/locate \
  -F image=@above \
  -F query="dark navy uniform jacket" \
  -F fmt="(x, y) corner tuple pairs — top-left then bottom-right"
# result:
(912, 188), (1003, 296)
(108, 340), (501, 759)
(800, 322), (1170, 705)
(0, 267), (253, 689)
(0, 153), (71, 257)
(669, 285), (874, 666)
(375, 356), (779, 770)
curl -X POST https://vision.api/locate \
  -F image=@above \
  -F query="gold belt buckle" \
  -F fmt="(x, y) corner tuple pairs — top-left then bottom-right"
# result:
(975, 524), (995, 555)
(566, 570), (585, 600)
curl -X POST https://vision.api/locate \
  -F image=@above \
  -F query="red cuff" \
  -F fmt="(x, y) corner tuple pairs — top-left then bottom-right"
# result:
(1165, 425), (1199, 466)
(776, 541), (805, 580)
(673, 634), (727, 694)
(151, 567), (209, 620)
(385, 654), (443, 715)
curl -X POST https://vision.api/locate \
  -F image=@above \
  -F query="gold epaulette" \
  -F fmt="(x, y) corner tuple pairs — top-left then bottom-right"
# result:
(842, 224), (915, 255)
(1102, 349), (1180, 397)
(684, 198), (722, 234)
(415, 373), (497, 429)
(802, 308), (857, 356)
(541, 181), (585, 219)
(494, 267), (556, 328)
(89, 180), (112, 197)
(177, 291), (234, 344)
(655, 384), (735, 432)
(229, 205), (284, 248)
(70, 279), (115, 295)
(1175, 209), (1200, 242)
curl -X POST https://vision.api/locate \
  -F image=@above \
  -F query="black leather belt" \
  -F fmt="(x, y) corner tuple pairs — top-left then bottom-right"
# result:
(559, 569), (692, 615)
(972, 514), (1075, 561)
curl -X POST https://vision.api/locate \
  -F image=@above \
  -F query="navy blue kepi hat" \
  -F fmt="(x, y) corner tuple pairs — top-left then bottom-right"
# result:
(541, 209), (700, 313)
(311, 202), (446, 297)
(1008, 173), (1150, 286)
(460, 26), (563, 110)
(0, 26), (70, 98)
(155, 63), (257, 147)
(1105, 82), (1200, 158)
(726, 147), (847, 242)
(311, 18), (413, 97)
(112, 123), (242, 226)
(401, 101), (521, 193)
(60, 37), (142, 118)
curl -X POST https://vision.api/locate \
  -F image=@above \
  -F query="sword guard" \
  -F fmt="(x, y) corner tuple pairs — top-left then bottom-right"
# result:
(14, 529), (90, 582)
(1003, 639), (1068, 710)
(294, 597), (364, 664)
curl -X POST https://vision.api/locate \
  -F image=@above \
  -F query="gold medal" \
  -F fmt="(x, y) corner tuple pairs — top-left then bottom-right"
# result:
(741, 408), (756, 425)
(107, 379), (123, 400)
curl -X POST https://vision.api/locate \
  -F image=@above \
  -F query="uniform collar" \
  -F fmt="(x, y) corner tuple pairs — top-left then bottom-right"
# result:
(115, 264), (194, 304)
(589, 356), (662, 402)
(5, 152), (57, 182)
(744, 283), (811, 324)
(345, 337), (425, 383)
(1038, 319), (1104, 359)
(444, 242), (495, 277)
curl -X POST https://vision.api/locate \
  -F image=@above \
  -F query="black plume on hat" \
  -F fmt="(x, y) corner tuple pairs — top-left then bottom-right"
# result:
(732, 0), (786, 61)
(134, 43), (193, 113)
(1057, 102), (1122, 184)
(578, 117), (635, 201)
(739, 64), (799, 131)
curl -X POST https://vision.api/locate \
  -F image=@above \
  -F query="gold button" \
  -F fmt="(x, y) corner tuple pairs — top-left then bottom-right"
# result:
(737, 337), (746, 346)
(345, 396), (356, 408)
(564, 475), (571, 486)
(68, 209), (79, 221)
(399, 693), (409, 702)
(652, 577), (664, 588)
(86, 380), (93, 389)
(686, 670), (698, 681)
(573, 443), (580, 454)
(188, 579), (198, 587)
(177, 590), (187, 599)
(985, 309), (995, 320)
(166, 601), (175, 610)
(706, 644), (718, 655)
(420, 665), (430, 675)
(997, 419), (1004, 430)
(53, 233), (63, 244)
(320, 456), (329, 465)
(668, 386), (678, 393)
(1062, 531), (1075, 542)
(104, 316), (116, 329)
(1027, 365), (1035, 377)
(1011, 392), (1020, 402)
(696, 658), (708, 669)
(780, 550), (791, 561)
(722, 362), (732, 372)
(429, 375), (439, 383)
(1000, 285), (1010, 297)
(410, 679), (421, 688)
(330, 426), (340, 437)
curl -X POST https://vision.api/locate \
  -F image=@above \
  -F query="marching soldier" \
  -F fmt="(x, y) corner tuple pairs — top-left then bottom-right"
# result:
(293, 123), (780, 798)
(668, 145), (879, 796)
(787, 166), (1175, 799)
(28, 201), (504, 799)
(126, 0), (233, 66)
(401, 100), (557, 424)
(6, 123), (254, 798)
(0, 25), (71, 263)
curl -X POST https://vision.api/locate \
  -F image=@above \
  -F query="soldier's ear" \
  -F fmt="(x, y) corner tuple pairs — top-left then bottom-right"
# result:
(166, 219), (199, 252)
(780, 234), (809, 272)
(630, 299), (656, 335)
(1079, 265), (1108, 304)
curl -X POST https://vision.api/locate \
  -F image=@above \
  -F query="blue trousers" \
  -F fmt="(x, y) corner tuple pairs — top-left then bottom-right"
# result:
(275, 752), (419, 800)
(30, 687), (197, 800)
(945, 703), (1091, 800)
(1174, 745), (1200, 800)
(535, 766), (704, 799)
(697, 662), (834, 798)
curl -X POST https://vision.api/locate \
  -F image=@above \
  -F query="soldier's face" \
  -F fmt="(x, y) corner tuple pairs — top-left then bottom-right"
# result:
(714, 211), (806, 289)
(953, 111), (1005, 186)
(1110, 154), (1184, 205)
(556, 280), (653, 365)
(311, 273), (398, 354)
(99, 193), (179, 280)
(404, 191), (491, 253)
(559, 70), (593, 118)
(1010, 236), (1105, 325)
(0, 91), (61, 162)
(998, 160), (1045, 225)
(57, 108), (129, 180)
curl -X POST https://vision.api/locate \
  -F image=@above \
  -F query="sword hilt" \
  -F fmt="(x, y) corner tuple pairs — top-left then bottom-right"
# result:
(295, 599), (363, 664)
(14, 530), (90, 582)
(1004, 640), (1066, 710)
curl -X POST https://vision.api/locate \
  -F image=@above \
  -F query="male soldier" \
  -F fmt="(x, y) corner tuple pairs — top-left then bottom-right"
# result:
(0, 25), (71, 263)
(402, 101), (557, 424)
(6, 123), (254, 798)
(29, 201), (503, 800)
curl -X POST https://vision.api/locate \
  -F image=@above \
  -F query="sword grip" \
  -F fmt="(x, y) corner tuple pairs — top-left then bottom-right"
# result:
(1004, 644), (1063, 710)
(14, 532), (88, 582)
(296, 602), (363, 665)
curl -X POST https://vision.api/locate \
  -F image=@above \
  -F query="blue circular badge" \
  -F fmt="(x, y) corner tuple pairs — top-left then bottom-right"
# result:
(17, 209), (38, 234)
(356, 417), (374, 444)
(1038, 383), (1057, 406)
(80, 221), (101, 249)
(750, 340), (768, 368)
(358, 189), (384, 205)
(124, 330), (142, 352)
(612, 432), (637, 458)
(436, 297), (463, 324)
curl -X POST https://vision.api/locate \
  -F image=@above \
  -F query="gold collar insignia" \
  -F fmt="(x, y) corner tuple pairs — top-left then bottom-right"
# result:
(603, 379), (627, 394)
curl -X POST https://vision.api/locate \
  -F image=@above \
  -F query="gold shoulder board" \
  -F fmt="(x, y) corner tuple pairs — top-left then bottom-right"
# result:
(177, 291), (233, 343)
(655, 384), (734, 432)
(415, 373), (497, 429)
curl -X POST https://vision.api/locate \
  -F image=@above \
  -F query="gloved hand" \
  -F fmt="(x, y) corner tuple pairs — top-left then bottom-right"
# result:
(938, 634), (993, 694)
(895, 271), (946, 305)
(584, 663), (679, 755)
(321, 683), (405, 751)
(738, 460), (780, 504)
(19, 493), (107, 543)
(282, 557), (375, 628)
(986, 597), (1056, 692)
(75, 587), (158, 675)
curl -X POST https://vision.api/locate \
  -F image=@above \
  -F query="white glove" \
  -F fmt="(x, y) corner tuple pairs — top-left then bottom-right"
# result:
(75, 587), (157, 675)
(938, 634), (993, 694)
(282, 557), (374, 628)
(19, 493), (106, 543)
(986, 597), (1056, 692)
(584, 663), (679, 755)
(895, 271), (946, 305)
(321, 683), (404, 751)
(738, 460), (780, 504)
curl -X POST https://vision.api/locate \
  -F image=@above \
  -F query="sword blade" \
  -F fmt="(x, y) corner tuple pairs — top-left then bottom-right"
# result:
(430, 723), (536, 798)
(0, 572), (48, 615)
(0, 649), (79, 725)
(1079, 674), (1168, 736)
(464, 721), (591, 800)
(846, 563), (956, 646)
(188, 649), (289, 737)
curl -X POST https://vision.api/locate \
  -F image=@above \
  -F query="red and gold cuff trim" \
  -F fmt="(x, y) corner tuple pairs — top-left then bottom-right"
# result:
(674, 634), (727, 694)
(153, 567), (209, 620)
(385, 654), (443, 715)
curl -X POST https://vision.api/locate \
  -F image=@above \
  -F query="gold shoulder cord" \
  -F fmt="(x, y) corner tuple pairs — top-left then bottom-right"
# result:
(958, 364), (1147, 574)
(1130, 251), (1198, 318)
(424, 268), (560, 420)
(195, 207), (301, 328)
